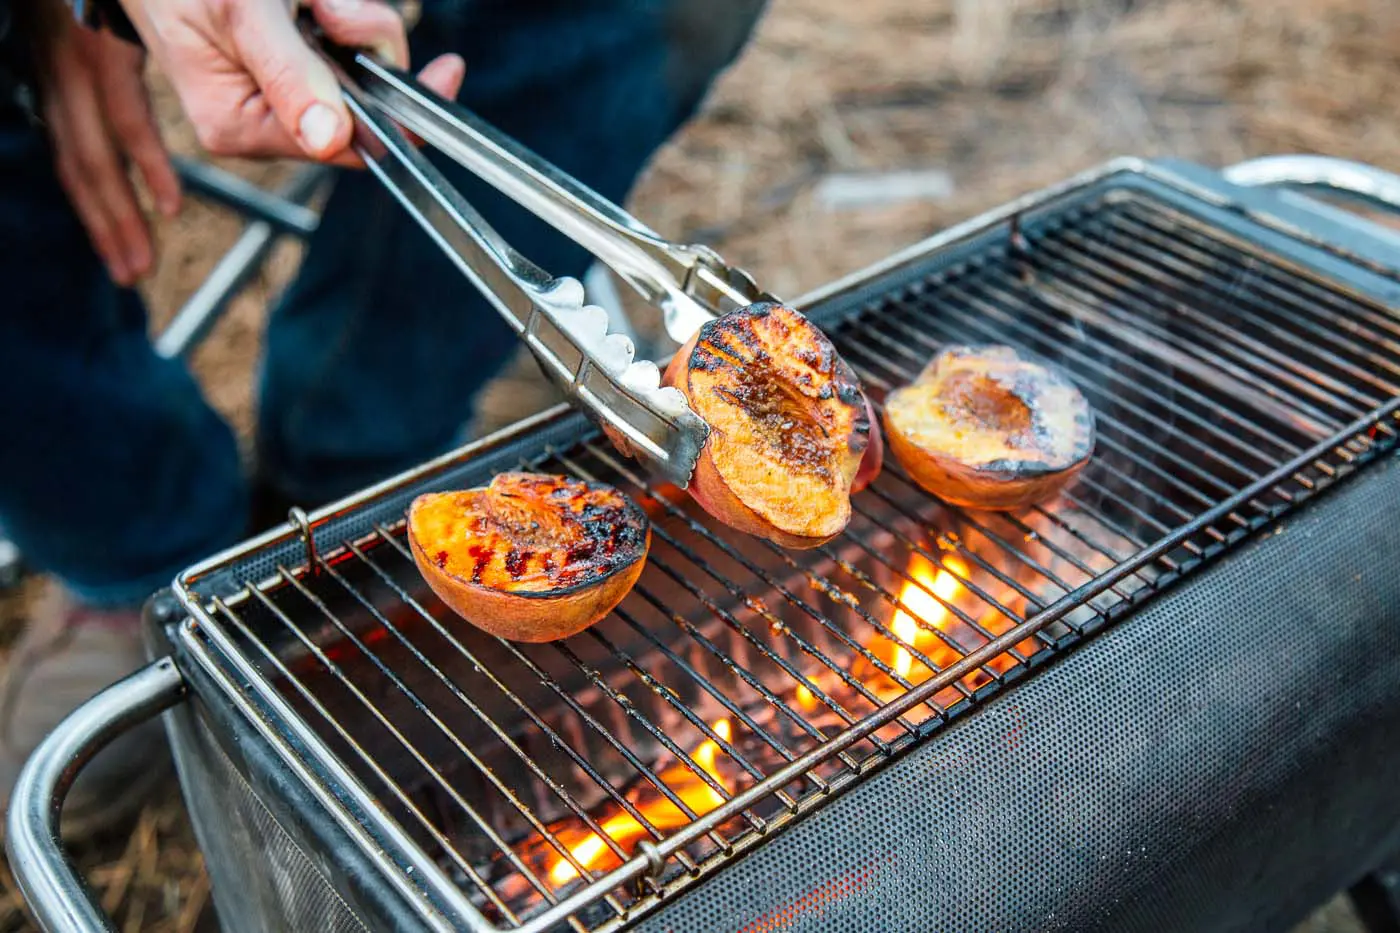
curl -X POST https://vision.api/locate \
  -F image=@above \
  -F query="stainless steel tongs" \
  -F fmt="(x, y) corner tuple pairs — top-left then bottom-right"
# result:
(312, 33), (780, 488)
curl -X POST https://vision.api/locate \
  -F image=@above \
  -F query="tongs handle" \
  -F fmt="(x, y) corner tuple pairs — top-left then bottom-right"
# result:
(344, 53), (775, 345)
(326, 44), (709, 486)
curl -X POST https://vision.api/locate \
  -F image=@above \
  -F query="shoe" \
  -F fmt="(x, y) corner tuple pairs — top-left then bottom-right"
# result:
(0, 583), (171, 840)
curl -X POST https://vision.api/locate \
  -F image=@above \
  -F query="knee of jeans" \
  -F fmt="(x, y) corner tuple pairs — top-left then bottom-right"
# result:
(662, 0), (768, 110)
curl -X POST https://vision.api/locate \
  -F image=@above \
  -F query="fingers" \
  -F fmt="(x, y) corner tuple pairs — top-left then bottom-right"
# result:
(43, 45), (153, 285)
(47, 98), (127, 284)
(307, 53), (467, 169)
(309, 0), (408, 68)
(129, 114), (182, 220)
(227, 0), (351, 160)
(96, 38), (181, 218)
(417, 53), (466, 101)
(225, 0), (420, 162)
(145, 0), (450, 165)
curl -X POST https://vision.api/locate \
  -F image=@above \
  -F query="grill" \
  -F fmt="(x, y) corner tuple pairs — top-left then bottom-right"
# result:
(11, 156), (1400, 933)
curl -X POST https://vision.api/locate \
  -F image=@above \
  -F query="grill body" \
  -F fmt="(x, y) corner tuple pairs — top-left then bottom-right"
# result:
(143, 158), (1400, 933)
(153, 455), (1400, 933)
(634, 455), (1400, 932)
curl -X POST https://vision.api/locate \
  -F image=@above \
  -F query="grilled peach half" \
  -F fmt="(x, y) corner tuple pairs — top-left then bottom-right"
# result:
(662, 302), (872, 548)
(883, 345), (1095, 510)
(407, 472), (650, 642)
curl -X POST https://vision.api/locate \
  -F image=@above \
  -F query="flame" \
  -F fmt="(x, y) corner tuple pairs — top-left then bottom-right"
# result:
(836, 554), (989, 720)
(890, 559), (965, 681)
(859, 549), (1051, 713)
(547, 719), (733, 887)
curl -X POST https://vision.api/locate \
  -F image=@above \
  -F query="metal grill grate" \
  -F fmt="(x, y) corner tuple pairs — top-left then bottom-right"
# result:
(176, 185), (1400, 933)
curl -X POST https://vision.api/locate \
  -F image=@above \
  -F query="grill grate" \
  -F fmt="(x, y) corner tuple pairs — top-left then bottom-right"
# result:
(178, 186), (1400, 932)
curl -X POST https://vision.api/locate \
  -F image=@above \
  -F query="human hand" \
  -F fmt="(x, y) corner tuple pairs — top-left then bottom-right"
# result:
(32, 1), (180, 286)
(118, 0), (465, 164)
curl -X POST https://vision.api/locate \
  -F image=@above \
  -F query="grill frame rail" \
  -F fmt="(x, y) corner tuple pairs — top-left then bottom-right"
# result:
(160, 157), (1400, 933)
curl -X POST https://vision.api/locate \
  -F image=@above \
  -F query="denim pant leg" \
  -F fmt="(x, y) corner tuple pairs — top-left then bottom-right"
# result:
(0, 102), (247, 608)
(256, 0), (767, 506)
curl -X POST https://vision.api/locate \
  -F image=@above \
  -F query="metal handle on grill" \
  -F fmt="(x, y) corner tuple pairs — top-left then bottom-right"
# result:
(1225, 156), (1400, 218)
(5, 659), (187, 933)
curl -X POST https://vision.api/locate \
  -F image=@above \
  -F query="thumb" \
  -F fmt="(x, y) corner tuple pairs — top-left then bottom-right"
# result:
(230, 0), (351, 160)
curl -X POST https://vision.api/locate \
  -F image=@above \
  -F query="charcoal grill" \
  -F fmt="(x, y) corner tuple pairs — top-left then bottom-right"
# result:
(10, 154), (1400, 933)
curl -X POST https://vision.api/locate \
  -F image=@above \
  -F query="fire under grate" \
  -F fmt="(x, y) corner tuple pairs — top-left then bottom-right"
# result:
(179, 187), (1400, 932)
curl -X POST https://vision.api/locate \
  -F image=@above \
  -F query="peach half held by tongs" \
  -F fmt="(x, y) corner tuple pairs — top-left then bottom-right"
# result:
(315, 36), (881, 544)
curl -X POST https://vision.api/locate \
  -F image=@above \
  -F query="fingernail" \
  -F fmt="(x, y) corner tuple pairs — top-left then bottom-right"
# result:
(129, 244), (152, 279)
(299, 102), (341, 155)
(325, 0), (359, 11)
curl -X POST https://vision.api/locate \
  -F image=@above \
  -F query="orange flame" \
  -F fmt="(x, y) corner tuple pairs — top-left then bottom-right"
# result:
(548, 719), (733, 887)
(889, 558), (965, 681)
(839, 555), (986, 718)
(865, 551), (1042, 708)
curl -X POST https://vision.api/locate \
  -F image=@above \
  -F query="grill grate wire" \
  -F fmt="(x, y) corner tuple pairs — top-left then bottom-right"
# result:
(185, 192), (1400, 932)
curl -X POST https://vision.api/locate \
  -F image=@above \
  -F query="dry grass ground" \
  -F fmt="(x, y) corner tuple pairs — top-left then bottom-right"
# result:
(3, 0), (1398, 928)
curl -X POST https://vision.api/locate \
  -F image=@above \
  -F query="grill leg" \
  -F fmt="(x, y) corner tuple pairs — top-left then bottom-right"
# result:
(1352, 864), (1400, 933)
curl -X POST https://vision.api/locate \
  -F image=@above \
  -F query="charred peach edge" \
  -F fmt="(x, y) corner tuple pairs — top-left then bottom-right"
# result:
(882, 415), (1090, 510)
(882, 345), (1094, 511)
(851, 390), (884, 493)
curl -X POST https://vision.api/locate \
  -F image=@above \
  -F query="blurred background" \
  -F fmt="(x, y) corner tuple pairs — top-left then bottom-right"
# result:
(1, 0), (1397, 927)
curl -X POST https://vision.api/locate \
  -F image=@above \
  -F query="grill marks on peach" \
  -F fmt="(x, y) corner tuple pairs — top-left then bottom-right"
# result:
(423, 475), (643, 594)
(663, 303), (872, 547)
(693, 309), (861, 484)
(408, 473), (651, 642)
(937, 370), (1037, 448)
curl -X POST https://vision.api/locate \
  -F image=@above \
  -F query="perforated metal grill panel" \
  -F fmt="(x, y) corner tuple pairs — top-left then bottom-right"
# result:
(164, 698), (373, 933)
(636, 454), (1400, 933)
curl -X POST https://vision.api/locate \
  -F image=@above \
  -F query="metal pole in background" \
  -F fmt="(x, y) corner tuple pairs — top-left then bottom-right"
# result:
(170, 157), (322, 240)
(154, 160), (327, 359)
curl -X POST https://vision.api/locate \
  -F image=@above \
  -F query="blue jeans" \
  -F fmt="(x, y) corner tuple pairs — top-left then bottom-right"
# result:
(0, 0), (765, 608)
